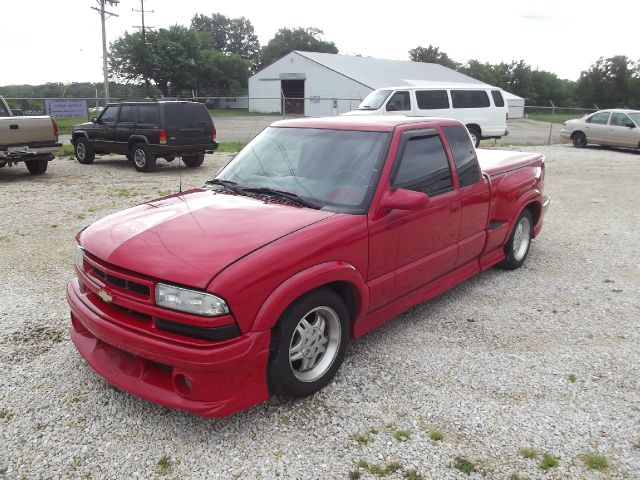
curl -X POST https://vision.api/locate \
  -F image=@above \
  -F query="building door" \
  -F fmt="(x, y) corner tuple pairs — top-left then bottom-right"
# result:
(281, 79), (305, 115)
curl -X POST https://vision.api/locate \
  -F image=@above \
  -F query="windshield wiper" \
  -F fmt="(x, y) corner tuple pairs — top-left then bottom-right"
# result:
(204, 179), (247, 195)
(239, 187), (321, 209)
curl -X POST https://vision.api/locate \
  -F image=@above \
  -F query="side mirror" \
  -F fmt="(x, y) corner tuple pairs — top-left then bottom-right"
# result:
(380, 188), (429, 211)
(628, 123), (636, 129)
(91, 117), (97, 123)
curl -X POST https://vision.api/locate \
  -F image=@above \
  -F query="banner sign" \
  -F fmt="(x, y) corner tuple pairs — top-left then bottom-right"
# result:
(45, 98), (88, 119)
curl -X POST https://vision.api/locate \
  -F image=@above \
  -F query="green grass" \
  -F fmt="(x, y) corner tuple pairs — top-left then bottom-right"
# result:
(56, 144), (75, 157)
(568, 374), (577, 383)
(115, 188), (138, 199)
(526, 112), (585, 124)
(356, 460), (402, 477)
(581, 453), (609, 471)
(539, 453), (559, 470)
(208, 108), (277, 117)
(403, 470), (424, 480)
(429, 430), (444, 441)
(216, 141), (246, 153)
(156, 456), (172, 475)
(393, 430), (411, 442)
(519, 448), (539, 459)
(55, 117), (89, 135)
(348, 471), (362, 480)
(453, 457), (476, 475)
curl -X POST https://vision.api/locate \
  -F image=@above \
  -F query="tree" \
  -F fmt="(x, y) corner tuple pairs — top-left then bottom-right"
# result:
(408, 45), (459, 70)
(109, 26), (249, 96)
(575, 56), (640, 108)
(191, 13), (260, 70)
(260, 27), (338, 68)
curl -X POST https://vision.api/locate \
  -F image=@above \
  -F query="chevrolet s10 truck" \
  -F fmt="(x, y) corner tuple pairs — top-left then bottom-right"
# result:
(0, 95), (60, 175)
(67, 116), (550, 417)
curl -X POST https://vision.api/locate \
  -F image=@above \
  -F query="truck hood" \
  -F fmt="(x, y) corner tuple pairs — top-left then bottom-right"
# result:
(79, 189), (335, 289)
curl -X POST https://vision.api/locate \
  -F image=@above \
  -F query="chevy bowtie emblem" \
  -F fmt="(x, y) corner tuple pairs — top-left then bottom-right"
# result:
(98, 289), (113, 303)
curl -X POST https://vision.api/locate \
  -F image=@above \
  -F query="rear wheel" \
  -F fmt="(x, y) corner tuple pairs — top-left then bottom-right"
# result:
(25, 158), (48, 175)
(467, 126), (481, 147)
(572, 132), (587, 148)
(182, 153), (205, 168)
(499, 209), (533, 270)
(268, 288), (349, 397)
(74, 137), (95, 164)
(130, 143), (156, 172)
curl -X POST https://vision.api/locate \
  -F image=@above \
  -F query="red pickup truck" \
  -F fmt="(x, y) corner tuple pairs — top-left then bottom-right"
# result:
(67, 116), (550, 417)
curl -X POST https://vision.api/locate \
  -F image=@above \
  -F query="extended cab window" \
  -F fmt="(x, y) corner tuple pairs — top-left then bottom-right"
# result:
(393, 134), (453, 196)
(587, 112), (610, 125)
(442, 125), (481, 188)
(451, 90), (490, 108)
(491, 90), (505, 107)
(118, 105), (136, 123)
(99, 106), (118, 123)
(137, 105), (159, 125)
(386, 91), (411, 111)
(416, 90), (449, 110)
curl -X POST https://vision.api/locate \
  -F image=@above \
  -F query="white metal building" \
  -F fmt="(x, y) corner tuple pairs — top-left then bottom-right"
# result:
(248, 51), (525, 118)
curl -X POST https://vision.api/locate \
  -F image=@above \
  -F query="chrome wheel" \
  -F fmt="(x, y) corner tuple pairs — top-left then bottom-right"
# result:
(512, 216), (531, 261)
(133, 148), (147, 168)
(289, 306), (341, 383)
(76, 142), (86, 161)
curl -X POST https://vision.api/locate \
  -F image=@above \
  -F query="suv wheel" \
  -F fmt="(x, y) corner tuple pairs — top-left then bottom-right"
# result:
(182, 153), (205, 168)
(130, 143), (156, 172)
(75, 137), (95, 164)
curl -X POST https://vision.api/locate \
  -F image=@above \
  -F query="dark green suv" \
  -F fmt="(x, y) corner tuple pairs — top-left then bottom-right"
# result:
(71, 100), (218, 172)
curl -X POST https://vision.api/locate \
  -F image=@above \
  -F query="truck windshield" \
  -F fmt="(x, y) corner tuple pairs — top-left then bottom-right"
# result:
(357, 90), (392, 110)
(214, 127), (389, 214)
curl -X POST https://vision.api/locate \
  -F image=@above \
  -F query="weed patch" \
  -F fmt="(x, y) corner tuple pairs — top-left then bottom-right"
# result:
(454, 457), (476, 475)
(539, 453), (559, 470)
(581, 453), (609, 471)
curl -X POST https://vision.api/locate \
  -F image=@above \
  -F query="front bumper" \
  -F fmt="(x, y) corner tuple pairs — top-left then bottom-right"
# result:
(67, 279), (270, 417)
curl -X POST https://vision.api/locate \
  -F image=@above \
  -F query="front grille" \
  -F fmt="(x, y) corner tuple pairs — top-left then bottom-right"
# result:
(93, 267), (150, 296)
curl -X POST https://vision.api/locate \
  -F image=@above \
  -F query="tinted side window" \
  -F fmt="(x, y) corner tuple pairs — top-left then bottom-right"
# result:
(442, 125), (481, 188)
(491, 90), (505, 107)
(164, 103), (212, 127)
(386, 91), (411, 111)
(451, 90), (490, 108)
(393, 135), (453, 196)
(118, 105), (136, 123)
(100, 106), (118, 123)
(587, 112), (610, 125)
(137, 105), (160, 125)
(416, 90), (449, 109)
(610, 113), (632, 127)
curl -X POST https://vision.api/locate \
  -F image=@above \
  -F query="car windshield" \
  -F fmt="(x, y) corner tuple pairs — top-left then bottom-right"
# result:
(357, 90), (392, 110)
(214, 127), (390, 213)
(628, 113), (640, 125)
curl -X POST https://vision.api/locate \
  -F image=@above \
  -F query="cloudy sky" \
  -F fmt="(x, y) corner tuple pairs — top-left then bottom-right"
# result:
(1, 0), (637, 86)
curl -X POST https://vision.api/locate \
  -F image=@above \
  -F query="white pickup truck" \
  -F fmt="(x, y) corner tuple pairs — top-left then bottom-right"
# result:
(0, 95), (60, 174)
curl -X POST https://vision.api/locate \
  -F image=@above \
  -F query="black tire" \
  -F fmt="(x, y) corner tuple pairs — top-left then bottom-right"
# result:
(572, 131), (587, 148)
(467, 126), (481, 148)
(499, 209), (533, 270)
(182, 153), (205, 168)
(126, 154), (133, 161)
(74, 137), (95, 164)
(130, 143), (156, 172)
(25, 158), (48, 175)
(268, 288), (349, 397)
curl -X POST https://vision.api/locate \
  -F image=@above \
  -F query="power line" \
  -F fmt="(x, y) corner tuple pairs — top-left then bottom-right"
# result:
(132, 0), (154, 97)
(90, 0), (119, 103)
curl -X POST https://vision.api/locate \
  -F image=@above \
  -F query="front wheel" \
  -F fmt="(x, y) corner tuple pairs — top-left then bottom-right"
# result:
(572, 132), (587, 148)
(182, 153), (205, 168)
(25, 158), (48, 174)
(268, 288), (349, 397)
(499, 209), (533, 270)
(130, 143), (156, 172)
(74, 137), (95, 164)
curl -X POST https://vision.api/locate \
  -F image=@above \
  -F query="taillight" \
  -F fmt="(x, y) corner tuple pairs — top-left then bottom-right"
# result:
(159, 129), (167, 144)
(51, 118), (59, 138)
(212, 127), (217, 142)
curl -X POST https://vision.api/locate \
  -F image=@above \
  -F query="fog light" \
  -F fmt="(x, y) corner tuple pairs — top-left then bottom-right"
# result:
(174, 373), (192, 395)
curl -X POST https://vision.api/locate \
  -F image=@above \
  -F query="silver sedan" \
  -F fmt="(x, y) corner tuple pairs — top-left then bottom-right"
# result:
(559, 109), (640, 149)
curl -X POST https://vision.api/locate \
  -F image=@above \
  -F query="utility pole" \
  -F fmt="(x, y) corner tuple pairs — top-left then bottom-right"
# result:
(91, 0), (119, 104)
(133, 0), (154, 97)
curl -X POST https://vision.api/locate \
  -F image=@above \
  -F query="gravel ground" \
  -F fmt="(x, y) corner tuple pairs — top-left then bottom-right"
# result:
(0, 145), (639, 479)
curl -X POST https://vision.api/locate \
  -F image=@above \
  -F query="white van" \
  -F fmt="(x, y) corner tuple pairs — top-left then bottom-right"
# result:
(343, 86), (509, 146)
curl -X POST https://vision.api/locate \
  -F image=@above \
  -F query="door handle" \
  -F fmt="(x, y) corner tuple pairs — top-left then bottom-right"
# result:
(10, 124), (19, 129)
(451, 201), (461, 212)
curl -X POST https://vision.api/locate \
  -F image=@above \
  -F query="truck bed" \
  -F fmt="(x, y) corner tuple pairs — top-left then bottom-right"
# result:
(477, 148), (544, 177)
(0, 116), (58, 148)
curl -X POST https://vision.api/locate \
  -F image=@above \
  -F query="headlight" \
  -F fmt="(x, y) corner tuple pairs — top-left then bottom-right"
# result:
(155, 283), (229, 316)
(75, 245), (85, 271)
